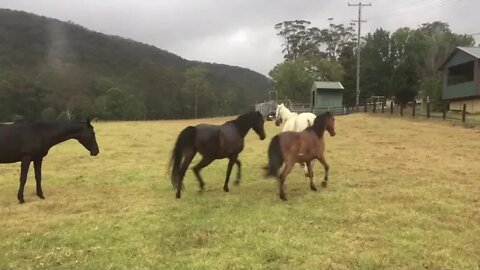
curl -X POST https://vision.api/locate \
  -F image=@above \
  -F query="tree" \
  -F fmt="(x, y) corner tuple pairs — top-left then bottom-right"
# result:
(272, 20), (351, 103)
(100, 87), (144, 120)
(361, 28), (395, 99)
(274, 20), (355, 61)
(269, 60), (313, 102)
(181, 66), (211, 118)
(275, 20), (315, 60)
(338, 44), (356, 106)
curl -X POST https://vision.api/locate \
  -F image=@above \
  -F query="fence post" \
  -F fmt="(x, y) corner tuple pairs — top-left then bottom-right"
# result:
(412, 100), (416, 117)
(462, 104), (466, 122)
(390, 101), (394, 114)
(400, 105), (403, 116)
(442, 105), (447, 120)
(427, 101), (430, 119)
(364, 103), (367, 112)
(381, 101), (385, 113)
(373, 98), (377, 113)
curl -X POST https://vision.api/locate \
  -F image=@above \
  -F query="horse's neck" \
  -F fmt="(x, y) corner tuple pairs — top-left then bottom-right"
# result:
(281, 109), (297, 120)
(305, 128), (325, 139)
(46, 123), (83, 147)
(311, 126), (326, 138)
(231, 119), (251, 138)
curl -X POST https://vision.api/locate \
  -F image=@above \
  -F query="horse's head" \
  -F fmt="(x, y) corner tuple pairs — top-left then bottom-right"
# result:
(77, 119), (100, 156)
(325, 114), (336, 137)
(312, 112), (336, 137)
(275, 103), (284, 126)
(253, 111), (266, 140)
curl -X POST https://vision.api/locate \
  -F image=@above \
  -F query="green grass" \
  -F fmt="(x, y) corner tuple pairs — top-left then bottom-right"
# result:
(1, 115), (480, 269)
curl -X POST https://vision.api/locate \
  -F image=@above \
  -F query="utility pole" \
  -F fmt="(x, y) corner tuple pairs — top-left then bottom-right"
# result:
(348, 2), (371, 110)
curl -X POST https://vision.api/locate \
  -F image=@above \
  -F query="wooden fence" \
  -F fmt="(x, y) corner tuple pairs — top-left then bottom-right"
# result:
(362, 99), (480, 126)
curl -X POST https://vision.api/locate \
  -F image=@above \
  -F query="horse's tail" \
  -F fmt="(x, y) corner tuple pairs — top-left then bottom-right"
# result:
(265, 135), (283, 177)
(169, 126), (196, 192)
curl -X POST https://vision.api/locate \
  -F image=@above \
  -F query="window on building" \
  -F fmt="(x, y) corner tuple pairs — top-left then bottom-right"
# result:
(447, 61), (474, 85)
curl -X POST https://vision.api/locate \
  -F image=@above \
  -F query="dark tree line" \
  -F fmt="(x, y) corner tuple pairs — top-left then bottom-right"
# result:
(0, 9), (268, 121)
(270, 20), (475, 108)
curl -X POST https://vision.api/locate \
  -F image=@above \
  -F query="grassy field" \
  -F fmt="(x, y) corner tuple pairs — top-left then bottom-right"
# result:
(1, 114), (479, 269)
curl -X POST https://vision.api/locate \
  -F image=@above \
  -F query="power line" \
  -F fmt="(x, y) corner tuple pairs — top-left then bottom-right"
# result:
(348, 2), (371, 109)
(368, 0), (463, 21)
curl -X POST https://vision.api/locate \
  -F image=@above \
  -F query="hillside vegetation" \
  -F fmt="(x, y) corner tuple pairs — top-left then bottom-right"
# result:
(0, 9), (269, 121)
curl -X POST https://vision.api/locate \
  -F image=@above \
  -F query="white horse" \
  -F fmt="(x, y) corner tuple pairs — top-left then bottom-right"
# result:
(275, 103), (316, 132)
(274, 103), (317, 175)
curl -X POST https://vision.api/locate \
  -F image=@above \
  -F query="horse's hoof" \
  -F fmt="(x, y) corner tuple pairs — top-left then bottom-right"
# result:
(18, 199), (25, 204)
(280, 194), (287, 201)
(223, 187), (229, 192)
(37, 194), (45, 199)
(321, 181), (328, 188)
(234, 180), (240, 186)
(175, 192), (181, 199)
(310, 185), (317, 191)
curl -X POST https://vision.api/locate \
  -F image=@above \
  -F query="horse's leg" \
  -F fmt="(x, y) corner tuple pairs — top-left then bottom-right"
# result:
(192, 157), (214, 191)
(318, 156), (330, 187)
(223, 158), (235, 192)
(33, 159), (45, 199)
(278, 161), (294, 201)
(175, 149), (196, 198)
(302, 163), (309, 176)
(17, 159), (31, 204)
(306, 161), (316, 191)
(234, 159), (241, 185)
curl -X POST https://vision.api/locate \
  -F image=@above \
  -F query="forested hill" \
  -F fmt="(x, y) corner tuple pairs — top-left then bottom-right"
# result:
(0, 9), (269, 121)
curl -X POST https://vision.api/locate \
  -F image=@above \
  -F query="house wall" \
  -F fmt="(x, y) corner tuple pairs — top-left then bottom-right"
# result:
(476, 60), (480, 96)
(450, 98), (480, 113)
(443, 81), (477, 99)
(442, 50), (478, 100)
(314, 89), (343, 108)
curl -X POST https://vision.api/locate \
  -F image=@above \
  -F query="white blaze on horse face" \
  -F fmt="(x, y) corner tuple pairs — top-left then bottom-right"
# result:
(275, 104), (281, 119)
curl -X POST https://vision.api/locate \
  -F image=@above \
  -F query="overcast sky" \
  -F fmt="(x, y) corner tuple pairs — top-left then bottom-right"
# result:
(2, 0), (479, 75)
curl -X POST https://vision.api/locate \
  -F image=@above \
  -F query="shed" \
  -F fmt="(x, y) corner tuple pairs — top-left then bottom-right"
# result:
(440, 47), (480, 113)
(311, 81), (344, 110)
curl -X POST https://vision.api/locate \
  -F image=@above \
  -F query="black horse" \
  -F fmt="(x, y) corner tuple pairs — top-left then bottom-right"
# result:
(169, 111), (266, 198)
(0, 120), (99, 203)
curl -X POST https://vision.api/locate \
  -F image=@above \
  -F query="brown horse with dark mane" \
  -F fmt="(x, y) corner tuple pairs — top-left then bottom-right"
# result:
(0, 120), (99, 203)
(169, 111), (266, 198)
(265, 112), (336, 201)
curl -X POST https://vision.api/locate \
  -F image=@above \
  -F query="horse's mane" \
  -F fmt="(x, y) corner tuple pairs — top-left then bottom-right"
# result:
(232, 111), (258, 125)
(278, 105), (297, 118)
(306, 111), (332, 137)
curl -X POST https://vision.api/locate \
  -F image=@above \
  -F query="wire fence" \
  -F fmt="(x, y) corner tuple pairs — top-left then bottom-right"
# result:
(254, 101), (350, 119)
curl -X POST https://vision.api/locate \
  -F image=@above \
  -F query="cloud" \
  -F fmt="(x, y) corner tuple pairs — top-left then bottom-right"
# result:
(2, 0), (479, 75)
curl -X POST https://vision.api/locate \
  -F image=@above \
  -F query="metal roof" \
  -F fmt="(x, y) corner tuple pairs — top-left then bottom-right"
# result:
(458, 47), (480, 59)
(439, 46), (480, 69)
(313, 81), (344, 90)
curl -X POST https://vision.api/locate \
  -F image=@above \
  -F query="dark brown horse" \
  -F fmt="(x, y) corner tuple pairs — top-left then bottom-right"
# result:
(265, 112), (336, 201)
(169, 111), (266, 198)
(0, 120), (99, 203)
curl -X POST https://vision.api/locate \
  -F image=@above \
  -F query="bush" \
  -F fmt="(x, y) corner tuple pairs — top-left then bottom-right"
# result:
(41, 107), (57, 120)
(11, 114), (23, 122)
(57, 111), (71, 121)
